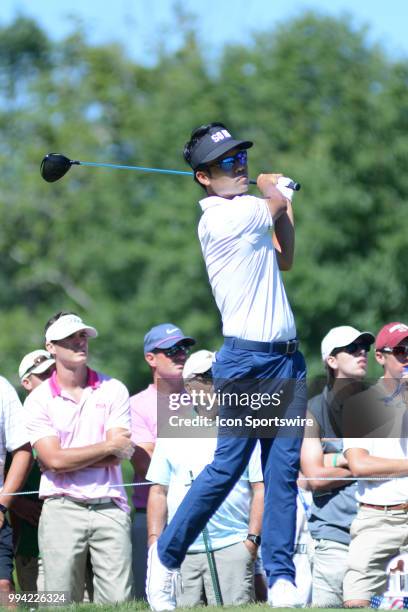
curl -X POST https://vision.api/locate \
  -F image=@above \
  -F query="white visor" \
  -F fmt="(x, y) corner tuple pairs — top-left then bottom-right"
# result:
(45, 314), (98, 343)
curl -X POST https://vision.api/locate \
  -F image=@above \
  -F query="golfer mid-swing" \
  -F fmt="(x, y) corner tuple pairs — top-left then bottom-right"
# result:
(146, 122), (307, 610)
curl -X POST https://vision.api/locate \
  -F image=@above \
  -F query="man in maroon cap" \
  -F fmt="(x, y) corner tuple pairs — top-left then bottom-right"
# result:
(342, 322), (408, 607)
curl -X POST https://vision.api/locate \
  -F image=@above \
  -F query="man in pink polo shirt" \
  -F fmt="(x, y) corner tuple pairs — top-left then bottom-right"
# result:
(130, 323), (195, 599)
(24, 311), (135, 604)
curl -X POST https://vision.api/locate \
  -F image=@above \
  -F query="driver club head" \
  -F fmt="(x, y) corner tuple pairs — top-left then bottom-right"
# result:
(40, 153), (75, 183)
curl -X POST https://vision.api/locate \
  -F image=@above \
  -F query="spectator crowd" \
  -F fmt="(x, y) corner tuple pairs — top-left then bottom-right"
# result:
(1, 311), (408, 609)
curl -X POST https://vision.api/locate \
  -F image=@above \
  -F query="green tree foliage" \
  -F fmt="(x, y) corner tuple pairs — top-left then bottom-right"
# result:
(0, 12), (407, 390)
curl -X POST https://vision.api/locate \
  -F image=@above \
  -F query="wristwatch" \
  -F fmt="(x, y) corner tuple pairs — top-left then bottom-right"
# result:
(246, 533), (261, 546)
(0, 504), (8, 515)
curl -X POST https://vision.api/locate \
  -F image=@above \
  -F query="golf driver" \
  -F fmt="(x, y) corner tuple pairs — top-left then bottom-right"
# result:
(40, 153), (301, 190)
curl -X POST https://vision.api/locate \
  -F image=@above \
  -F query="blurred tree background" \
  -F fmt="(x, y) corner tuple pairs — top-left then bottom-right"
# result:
(0, 10), (407, 392)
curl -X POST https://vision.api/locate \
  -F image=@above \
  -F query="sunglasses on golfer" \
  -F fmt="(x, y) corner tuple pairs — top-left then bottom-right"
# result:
(380, 345), (408, 357)
(331, 341), (372, 356)
(154, 344), (191, 358)
(212, 150), (248, 173)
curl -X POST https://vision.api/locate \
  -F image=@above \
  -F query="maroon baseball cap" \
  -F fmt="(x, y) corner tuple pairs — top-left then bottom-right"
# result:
(375, 322), (408, 350)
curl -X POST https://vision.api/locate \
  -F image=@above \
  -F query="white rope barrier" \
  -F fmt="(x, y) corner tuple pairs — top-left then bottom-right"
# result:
(0, 481), (152, 497)
(2, 475), (408, 497)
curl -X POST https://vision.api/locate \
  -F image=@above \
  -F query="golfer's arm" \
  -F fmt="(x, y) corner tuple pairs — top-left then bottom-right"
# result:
(147, 483), (168, 548)
(248, 481), (264, 535)
(273, 198), (294, 271)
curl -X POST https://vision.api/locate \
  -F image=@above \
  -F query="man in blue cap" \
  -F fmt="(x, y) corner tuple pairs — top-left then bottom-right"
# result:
(146, 122), (305, 610)
(130, 323), (195, 600)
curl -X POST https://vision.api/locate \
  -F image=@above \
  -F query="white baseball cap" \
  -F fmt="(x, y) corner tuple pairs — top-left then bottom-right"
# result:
(183, 350), (215, 380)
(45, 314), (98, 343)
(321, 326), (375, 362)
(19, 349), (55, 381)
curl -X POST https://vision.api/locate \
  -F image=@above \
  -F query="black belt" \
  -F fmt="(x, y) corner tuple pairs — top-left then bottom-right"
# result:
(224, 337), (299, 355)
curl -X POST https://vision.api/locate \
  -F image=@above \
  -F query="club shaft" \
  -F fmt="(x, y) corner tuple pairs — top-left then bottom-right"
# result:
(74, 160), (300, 190)
(75, 160), (193, 177)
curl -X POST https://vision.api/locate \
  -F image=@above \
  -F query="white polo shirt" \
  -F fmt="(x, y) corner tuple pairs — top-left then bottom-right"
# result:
(343, 382), (408, 505)
(0, 376), (30, 488)
(147, 437), (262, 552)
(198, 194), (296, 342)
(343, 437), (408, 505)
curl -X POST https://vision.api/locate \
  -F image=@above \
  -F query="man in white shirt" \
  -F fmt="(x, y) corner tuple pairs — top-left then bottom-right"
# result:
(301, 325), (374, 607)
(343, 322), (408, 607)
(146, 122), (306, 610)
(147, 350), (264, 606)
(0, 376), (33, 605)
(9, 350), (55, 594)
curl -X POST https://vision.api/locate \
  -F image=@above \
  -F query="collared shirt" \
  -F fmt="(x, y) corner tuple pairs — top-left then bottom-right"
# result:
(198, 194), (296, 342)
(130, 384), (158, 509)
(24, 369), (130, 512)
(130, 385), (190, 509)
(343, 380), (408, 505)
(147, 438), (263, 552)
(0, 376), (30, 488)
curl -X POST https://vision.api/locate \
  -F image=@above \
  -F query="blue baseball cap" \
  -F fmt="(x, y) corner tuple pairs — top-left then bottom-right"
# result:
(144, 323), (196, 354)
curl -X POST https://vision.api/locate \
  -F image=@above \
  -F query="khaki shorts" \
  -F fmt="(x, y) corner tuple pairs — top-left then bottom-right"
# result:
(39, 496), (132, 604)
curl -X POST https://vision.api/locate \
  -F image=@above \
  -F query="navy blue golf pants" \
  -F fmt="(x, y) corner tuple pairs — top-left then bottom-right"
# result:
(157, 342), (307, 588)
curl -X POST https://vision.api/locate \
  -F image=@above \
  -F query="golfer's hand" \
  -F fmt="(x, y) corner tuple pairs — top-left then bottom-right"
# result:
(257, 173), (283, 197)
(0, 512), (5, 529)
(244, 539), (258, 561)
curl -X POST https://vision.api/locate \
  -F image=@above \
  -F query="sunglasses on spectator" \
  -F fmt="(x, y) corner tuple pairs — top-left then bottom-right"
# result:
(331, 342), (372, 356)
(25, 355), (49, 376)
(380, 346), (408, 357)
(154, 344), (191, 358)
(196, 369), (213, 382)
(212, 150), (247, 172)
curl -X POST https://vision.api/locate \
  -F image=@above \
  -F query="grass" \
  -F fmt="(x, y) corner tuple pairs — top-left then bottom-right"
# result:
(29, 606), (371, 612)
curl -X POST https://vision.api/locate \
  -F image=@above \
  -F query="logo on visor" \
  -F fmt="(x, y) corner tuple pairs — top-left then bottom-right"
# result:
(211, 130), (232, 143)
